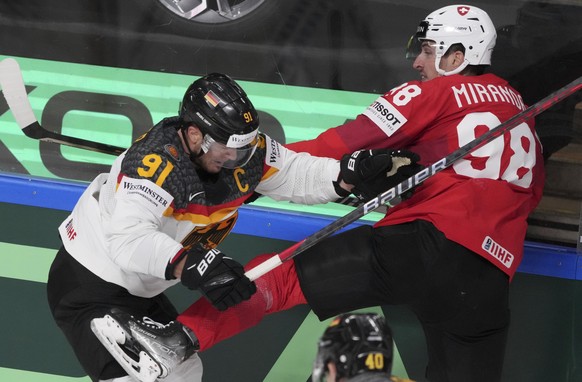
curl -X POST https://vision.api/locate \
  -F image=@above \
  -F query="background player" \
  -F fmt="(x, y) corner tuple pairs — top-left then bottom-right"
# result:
(313, 312), (415, 382)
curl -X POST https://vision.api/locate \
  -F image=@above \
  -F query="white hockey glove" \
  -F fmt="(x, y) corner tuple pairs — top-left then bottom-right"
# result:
(172, 244), (257, 311)
(339, 149), (422, 201)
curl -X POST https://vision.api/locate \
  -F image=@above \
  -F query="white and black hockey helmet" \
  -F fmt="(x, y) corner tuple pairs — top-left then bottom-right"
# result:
(312, 313), (394, 381)
(180, 73), (260, 168)
(407, 5), (497, 76)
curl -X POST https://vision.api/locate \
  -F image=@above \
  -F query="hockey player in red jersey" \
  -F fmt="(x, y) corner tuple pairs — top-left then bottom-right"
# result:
(93, 5), (545, 382)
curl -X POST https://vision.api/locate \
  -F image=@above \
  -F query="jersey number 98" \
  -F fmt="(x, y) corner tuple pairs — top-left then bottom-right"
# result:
(453, 112), (538, 188)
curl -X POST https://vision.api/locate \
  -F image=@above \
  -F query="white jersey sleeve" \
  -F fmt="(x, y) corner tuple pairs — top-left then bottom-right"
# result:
(255, 135), (342, 204)
(106, 175), (182, 279)
(58, 154), (183, 297)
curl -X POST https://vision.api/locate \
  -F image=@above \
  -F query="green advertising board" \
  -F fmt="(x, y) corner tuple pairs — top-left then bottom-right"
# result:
(0, 54), (383, 221)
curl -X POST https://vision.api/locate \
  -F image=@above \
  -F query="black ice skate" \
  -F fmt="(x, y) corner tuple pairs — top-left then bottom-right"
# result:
(90, 308), (199, 382)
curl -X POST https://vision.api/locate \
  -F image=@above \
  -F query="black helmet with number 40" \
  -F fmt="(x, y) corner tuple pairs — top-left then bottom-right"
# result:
(312, 313), (394, 381)
(180, 73), (260, 168)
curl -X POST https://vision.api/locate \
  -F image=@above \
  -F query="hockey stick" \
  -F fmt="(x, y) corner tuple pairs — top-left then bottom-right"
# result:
(0, 57), (377, 209)
(0, 57), (125, 155)
(2, 57), (581, 279)
(244, 75), (582, 281)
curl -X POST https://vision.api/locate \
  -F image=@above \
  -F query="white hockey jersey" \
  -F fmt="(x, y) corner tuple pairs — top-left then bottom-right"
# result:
(59, 117), (342, 297)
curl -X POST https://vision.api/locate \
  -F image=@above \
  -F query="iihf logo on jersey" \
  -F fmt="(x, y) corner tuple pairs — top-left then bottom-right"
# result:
(482, 236), (513, 268)
(65, 218), (77, 241)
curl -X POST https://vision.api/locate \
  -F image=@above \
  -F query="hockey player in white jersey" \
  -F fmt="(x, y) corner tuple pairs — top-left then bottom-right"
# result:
(47, 72), (420, 382)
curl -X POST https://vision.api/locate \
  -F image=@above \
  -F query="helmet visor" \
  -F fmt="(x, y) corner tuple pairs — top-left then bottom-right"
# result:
(201, 133), (259, 169)
(405, 20), (429, 60)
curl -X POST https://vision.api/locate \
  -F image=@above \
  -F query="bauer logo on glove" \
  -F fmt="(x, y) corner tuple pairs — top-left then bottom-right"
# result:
(339, 148), (422, 201)
(169, 243), (257, 311)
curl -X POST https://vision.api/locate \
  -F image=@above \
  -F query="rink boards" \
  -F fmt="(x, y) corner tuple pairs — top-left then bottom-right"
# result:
(1, 173), (582, 381)
(1, 55), (582, 381)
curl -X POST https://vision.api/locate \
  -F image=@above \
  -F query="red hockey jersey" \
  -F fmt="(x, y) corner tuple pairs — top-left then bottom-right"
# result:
(288, 74), (545, 279)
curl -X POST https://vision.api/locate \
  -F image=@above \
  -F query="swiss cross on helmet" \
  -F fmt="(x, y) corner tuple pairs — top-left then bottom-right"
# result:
(180, 73), (260, 168)
(312, 313), (394, 381)
(406, 4), (497, 76)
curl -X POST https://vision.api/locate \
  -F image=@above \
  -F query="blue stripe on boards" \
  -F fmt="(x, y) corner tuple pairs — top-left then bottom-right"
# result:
(0, 172), (579, 280)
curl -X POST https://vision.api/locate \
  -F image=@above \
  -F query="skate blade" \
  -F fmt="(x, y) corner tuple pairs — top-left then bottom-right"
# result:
(91, 316), (162, 382)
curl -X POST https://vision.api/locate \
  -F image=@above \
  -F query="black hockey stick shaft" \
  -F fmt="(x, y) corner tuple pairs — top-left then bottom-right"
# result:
(0, 57), (376, 209)
(245, 75), (582, 280)
(22, 121), (126, 155)
(0, 57), (125, 155)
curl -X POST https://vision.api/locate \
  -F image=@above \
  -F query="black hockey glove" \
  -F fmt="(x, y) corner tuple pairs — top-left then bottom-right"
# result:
(340, 148), (422, 201)
(180, 244), (257, 311)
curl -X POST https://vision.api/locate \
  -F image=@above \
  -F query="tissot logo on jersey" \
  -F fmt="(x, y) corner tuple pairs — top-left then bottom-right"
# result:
(363, 96), (407, 137)
(482, 236), (514, 268)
